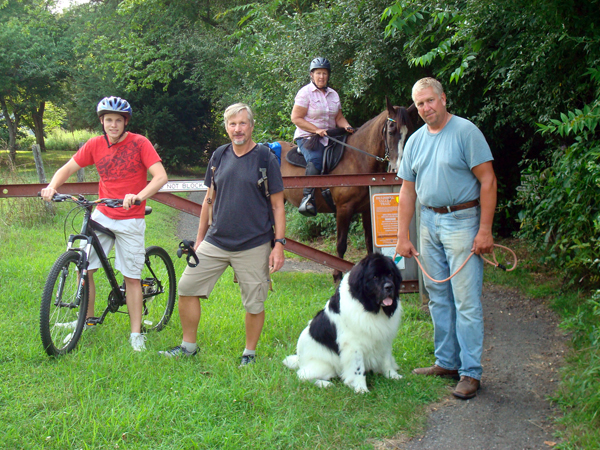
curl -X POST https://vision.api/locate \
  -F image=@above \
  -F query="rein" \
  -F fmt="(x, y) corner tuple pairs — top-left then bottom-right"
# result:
(325, 134), (387, 163)
(401, 244), (518, 284)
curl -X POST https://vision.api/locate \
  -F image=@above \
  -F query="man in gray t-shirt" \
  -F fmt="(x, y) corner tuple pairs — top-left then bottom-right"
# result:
(160, 103), (286, 367)
(395, 78), (497, 400)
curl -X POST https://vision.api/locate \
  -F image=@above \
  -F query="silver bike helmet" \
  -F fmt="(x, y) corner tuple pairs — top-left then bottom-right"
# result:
(96, 96), (132, 120)
(309, 57), (331, 73)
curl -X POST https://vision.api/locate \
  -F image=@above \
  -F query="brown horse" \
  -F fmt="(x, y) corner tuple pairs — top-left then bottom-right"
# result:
(280, 97), (416, 281)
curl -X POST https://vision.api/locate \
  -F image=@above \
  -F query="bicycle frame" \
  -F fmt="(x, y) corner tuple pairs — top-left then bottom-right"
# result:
(66, 204), (128, 324)
(40, 193), (177, 356)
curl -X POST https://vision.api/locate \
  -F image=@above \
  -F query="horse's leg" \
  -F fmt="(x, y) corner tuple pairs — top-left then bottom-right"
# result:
(361, 210), (373, 254)
(333, 206), (354, 282)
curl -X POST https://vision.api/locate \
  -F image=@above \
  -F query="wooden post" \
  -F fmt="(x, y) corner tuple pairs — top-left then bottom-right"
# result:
(32, 144), (46, 183)
(32, 144), (53, 212)
(77, 142), (85, 182)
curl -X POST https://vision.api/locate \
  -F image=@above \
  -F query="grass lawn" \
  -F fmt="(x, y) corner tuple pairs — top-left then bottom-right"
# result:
(0, 151), (451, 449)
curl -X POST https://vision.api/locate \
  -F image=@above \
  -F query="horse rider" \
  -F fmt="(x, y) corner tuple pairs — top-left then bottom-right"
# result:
(291, 57), (354, 216)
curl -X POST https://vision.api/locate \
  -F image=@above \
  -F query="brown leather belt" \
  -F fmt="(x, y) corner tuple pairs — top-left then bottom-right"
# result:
(426, 199), (480, 214)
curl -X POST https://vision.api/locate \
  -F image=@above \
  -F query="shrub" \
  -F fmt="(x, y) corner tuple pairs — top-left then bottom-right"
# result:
(517, 68), (600, 286)
(45, 129), (98, 152)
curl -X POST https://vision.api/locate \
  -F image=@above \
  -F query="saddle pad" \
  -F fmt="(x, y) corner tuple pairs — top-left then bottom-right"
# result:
(285, 145), (306, 168)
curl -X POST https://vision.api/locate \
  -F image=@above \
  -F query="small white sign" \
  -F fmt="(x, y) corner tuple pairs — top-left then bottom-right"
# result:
(381, 246), (405, 270)
(159, 180), (207, 192)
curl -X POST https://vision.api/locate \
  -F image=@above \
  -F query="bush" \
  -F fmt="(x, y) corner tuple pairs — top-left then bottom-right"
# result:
(517, 68), (600, 286)
(45, 129), (98, 152)
(16, 135), (35, 150)
(284, 204), (367, 254)
(553, 290), (600, 447)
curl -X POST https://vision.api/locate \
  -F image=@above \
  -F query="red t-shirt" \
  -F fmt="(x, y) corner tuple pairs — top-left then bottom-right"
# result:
(73, 132), (162, 219)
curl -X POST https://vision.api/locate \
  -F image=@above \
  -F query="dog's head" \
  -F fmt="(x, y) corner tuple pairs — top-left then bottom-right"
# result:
(347, 253), (402, 316)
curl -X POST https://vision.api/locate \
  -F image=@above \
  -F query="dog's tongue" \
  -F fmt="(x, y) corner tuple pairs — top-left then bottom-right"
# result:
(382, 297), (393, 307)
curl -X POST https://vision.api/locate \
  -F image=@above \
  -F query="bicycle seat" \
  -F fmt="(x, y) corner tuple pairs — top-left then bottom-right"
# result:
(145, 206), (152, 216)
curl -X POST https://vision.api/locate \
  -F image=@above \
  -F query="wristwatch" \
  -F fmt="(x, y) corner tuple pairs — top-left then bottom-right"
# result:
(274, 238), (286, 246)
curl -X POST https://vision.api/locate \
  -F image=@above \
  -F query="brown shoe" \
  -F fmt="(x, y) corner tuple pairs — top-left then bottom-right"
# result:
(412, 365), (460, 380)
(453, 376), (481, 399)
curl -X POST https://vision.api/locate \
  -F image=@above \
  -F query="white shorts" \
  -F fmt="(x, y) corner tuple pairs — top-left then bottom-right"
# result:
(87, 209), (146, 279)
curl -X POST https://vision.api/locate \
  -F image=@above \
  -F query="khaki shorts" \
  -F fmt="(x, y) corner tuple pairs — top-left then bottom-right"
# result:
(87, 209), (146, 279)
(178, 240), (271, 314)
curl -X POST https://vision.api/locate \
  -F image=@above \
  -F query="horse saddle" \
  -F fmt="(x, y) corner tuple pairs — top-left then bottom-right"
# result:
(285, 129), (347, 174)
(286, 129), (348, 213)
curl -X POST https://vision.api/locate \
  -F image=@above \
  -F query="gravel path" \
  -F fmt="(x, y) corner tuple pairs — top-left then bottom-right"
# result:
(177, 196), (567, 449)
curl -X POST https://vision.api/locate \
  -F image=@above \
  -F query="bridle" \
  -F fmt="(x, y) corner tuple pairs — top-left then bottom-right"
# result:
(381, 116), (397, 164)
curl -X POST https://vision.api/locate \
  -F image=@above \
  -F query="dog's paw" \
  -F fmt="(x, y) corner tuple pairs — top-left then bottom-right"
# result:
(282, 355), (299, 370)
(314, 380), (333, 389)
(353, 385), (370, 394)
(388, 371), (403, 380)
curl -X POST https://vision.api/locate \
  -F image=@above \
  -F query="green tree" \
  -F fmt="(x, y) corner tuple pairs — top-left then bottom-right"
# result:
(59, 0), (231, 166)
(0, 0), (73, 159)
(382, 0), (600, 233)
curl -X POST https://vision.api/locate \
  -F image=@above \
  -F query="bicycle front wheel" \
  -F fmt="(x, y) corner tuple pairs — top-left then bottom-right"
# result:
(40, 251), (89, 356)
(141, 246), (176, 332)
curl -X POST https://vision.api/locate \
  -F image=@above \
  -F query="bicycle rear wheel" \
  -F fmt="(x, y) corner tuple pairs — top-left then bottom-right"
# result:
(40, 251), (89, 356)
(140, 246), (176, 332)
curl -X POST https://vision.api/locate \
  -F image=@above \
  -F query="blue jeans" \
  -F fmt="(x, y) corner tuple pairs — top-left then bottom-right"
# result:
(296, 138), (324, 172)
(419, 205), (484, 380)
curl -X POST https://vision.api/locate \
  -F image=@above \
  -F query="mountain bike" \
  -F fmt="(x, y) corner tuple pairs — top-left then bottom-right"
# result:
(39, 194), (177, 357)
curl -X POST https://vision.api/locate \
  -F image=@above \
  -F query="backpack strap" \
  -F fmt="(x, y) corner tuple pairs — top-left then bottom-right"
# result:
(206, 144), (229, 226)
(256, 144), (275, 228)
(208, 144), (275, 228)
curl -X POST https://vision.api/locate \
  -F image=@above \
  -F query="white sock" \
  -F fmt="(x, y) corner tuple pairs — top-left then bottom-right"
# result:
(243, 348), (256, 357)
(131, 332), (142, 338)
(181, 341), (198, 353)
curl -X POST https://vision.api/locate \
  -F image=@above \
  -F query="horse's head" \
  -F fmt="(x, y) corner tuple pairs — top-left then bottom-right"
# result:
(384, 97), (414, 173)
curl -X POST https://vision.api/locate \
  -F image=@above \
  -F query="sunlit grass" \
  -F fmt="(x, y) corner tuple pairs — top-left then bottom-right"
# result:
(0, 199), (449, 449)
(0, 153), (451, 449)
(45, 128), (98, 152)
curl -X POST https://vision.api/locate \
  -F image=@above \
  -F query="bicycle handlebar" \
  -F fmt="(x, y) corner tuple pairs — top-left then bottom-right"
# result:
(37, 192), (141, 207)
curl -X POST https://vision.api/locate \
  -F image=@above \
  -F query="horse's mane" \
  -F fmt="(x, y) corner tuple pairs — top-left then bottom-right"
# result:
(354, 109), (387, 136)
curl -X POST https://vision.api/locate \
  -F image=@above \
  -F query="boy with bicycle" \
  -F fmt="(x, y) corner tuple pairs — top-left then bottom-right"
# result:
(41, 96), (168, 351)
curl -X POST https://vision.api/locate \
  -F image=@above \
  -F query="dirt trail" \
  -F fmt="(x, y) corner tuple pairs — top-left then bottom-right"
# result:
(177, 198), (567, 450)
(385, 284), (567, 450)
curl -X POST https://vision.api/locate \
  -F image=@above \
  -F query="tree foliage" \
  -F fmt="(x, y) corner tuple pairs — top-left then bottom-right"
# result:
(2, 0), (600, 264)
(0, 0), (73, 157)
(518, 69), (600, 284)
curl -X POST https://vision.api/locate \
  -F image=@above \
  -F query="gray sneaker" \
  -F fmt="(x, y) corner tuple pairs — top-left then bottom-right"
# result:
(239, 354), (256, 367)
(158, 345), (199, 357)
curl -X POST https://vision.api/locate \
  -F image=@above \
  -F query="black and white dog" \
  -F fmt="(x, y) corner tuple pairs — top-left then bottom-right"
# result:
(283, 253), (403, 393)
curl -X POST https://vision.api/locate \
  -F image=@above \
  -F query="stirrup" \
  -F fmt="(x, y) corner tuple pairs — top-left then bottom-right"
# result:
(298, 195), (317, 217)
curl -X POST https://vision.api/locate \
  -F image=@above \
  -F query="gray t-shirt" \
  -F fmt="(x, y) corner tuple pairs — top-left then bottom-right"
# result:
(204, 144), (284, 251)
(397, 115), (493, 207)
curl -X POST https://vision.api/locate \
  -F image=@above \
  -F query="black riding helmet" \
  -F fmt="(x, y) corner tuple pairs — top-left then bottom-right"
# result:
(310, 57), (331, 73)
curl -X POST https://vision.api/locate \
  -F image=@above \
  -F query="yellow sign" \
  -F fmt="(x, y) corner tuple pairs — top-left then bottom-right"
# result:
(371, 193), (399, 248)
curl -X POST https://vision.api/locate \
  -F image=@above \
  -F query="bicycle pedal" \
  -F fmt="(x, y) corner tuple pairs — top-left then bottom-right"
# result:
(86, 317), (101, 326)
